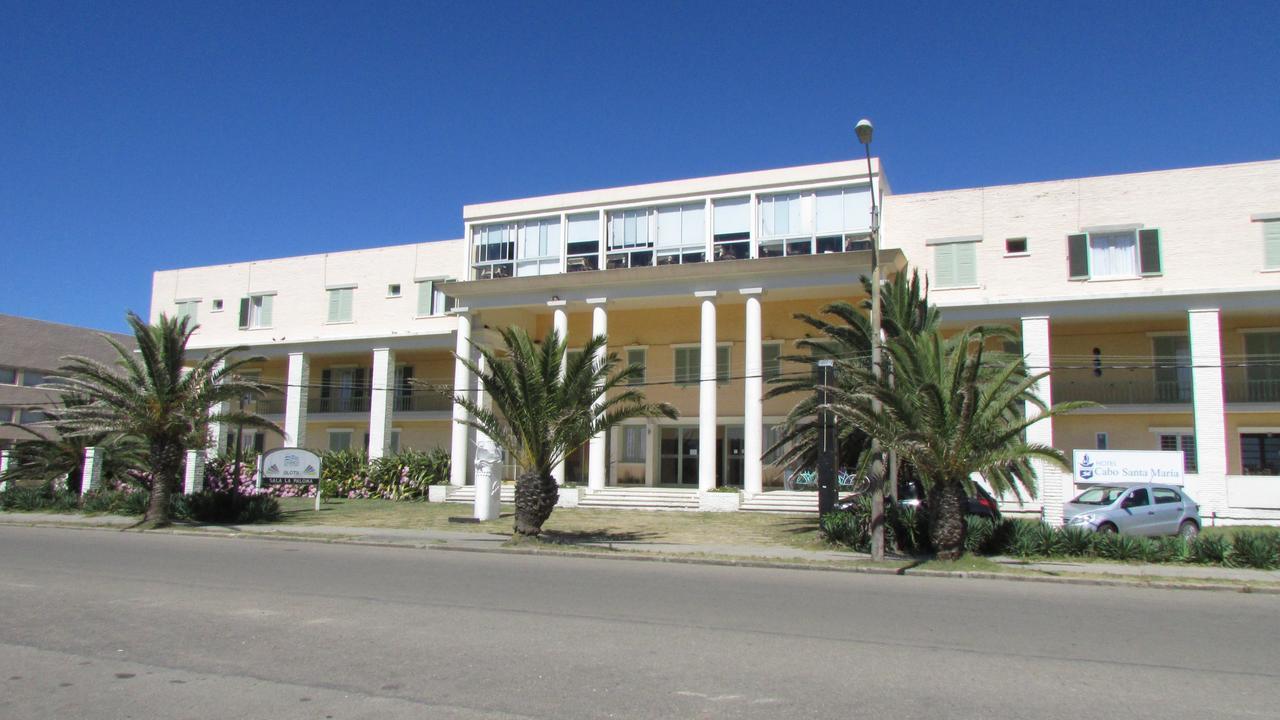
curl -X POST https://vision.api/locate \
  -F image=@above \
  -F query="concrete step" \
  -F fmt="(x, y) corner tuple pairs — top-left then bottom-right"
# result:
(741, 491), (819, 514)
(578, 487), (699, 510)
(445, 486), (516, 504)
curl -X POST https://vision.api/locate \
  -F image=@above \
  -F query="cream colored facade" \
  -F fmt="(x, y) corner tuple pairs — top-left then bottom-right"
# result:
(150, 158), (1280, 523)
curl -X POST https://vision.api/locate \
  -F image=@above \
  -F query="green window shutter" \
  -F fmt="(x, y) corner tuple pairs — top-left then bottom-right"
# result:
(320, 369), (332, 401)
(762, 344), (782, 381)
(934, 244), (956, 287)
(327, 290), (341, 322)
(717, 346), (730, 384)
(674, 347), (696, 386)
(238, 298), (250, 329)
(626, 348), (646, 385)
(1138, 229), (1162, 275)
(1068, 234), (1089, 279)
(954, 242), (977, 286)
(1264, 221), (1280, 269)
(416, 281), (433, 316)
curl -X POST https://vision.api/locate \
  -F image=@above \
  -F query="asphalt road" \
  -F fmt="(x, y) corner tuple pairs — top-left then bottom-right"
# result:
(0, 526), (1276, 719)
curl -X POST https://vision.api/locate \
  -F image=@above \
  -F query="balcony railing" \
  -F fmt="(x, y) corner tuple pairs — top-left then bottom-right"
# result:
(1052, 369), (1191, 405)
(249, 389), (454, 415)
(1225, 369), (1280, 403)
(393, 389), (453, 413)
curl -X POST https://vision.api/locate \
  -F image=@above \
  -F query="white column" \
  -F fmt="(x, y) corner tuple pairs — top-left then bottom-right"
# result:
(697, 291), (718, 492)
(473, 354), (501, 521)
(206, 358), (228, 460)
(81, 446), (103, 495)
(183, 449), (205, 494)
(741, 288), (764, 496)
(1021, 316), (1065, 524)
(0, 449), (10, 491)
(550, 300), (569, 485)
(284, 352), (309, 449)
(450, 310), (473, 487)
(368, 347), (395, 459)
(588, 298), (608, 491)
(1189, 308), (1228, 515)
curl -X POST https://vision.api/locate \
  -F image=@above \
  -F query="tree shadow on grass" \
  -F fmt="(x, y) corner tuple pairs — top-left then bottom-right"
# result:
(539, 528), (661, 544)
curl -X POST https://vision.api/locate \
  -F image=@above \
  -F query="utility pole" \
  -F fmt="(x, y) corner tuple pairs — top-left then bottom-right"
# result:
(817, 359), (837, 517)
(857, 118), (886, 562)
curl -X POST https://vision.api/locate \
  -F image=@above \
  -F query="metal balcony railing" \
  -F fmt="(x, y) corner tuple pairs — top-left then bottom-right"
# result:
(1052, 369), (1192, 405)
(1224, 369), (1280, 403)
(250, 389), (454, 415)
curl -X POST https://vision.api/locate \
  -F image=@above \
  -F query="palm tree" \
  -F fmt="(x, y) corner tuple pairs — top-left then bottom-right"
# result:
(452, 326), (677, 536)
(1, 394), (146, 494)
(51, 312), (279, 527)
(828, 325), (1089, 559)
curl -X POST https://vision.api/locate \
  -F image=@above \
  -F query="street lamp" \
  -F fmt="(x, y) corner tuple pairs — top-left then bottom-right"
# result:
(857, 118), (887, 562)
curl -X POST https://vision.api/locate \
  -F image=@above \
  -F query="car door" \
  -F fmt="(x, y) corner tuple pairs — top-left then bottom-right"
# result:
(1150, 487), (1186, 535)
(1117, 487), (1153, 535)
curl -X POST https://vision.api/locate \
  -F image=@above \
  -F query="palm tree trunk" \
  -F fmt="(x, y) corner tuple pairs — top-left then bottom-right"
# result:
(145, 439), (183, 527)
(929, 479), (967, 560)
(513, 469), (559, 536)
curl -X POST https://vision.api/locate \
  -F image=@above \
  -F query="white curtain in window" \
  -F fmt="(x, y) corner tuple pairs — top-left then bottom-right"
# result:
(656, 205), (682, 248)
(681, 203), (704, 247)
(519, 218), (560, 259)
(760, 193), (806, 237)
(567, 213), (598, 246)
(609, 209), (651, 249)
(1088, 232), (1138, 277)
(713, 197), (750, 235)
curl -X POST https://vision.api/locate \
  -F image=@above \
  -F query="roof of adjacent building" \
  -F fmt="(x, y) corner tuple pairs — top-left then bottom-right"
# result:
(0, 314), (134, 372)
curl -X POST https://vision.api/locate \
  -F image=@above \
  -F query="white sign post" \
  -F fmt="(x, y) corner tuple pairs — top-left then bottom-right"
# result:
(258, 448), (324, 511)
(1073, 449), (1185, 490)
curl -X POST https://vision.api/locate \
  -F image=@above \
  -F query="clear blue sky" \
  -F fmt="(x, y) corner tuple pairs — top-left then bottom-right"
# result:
(3, 1), (1277, 332)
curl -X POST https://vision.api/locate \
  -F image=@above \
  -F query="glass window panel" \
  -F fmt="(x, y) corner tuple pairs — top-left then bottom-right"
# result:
(0, 367), (15, 384)
(656, 205), (682, 248)
(1088, 231), (1138, 278)
(717, 345), (730, 384)
(763, 344), (782, 381)
(567, 213), (599, 246)
(21, 371), (46, 387)
(713, 197), (750, 236)
(626, 348), (647, 386)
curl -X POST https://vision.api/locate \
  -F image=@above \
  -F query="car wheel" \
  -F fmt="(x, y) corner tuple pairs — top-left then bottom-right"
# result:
(1097, 523), (1117, 534)
(1178, 520), (1199, 541)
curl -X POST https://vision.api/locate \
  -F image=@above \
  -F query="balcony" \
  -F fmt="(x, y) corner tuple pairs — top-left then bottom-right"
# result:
(249, 389), (453, 415)
(1052, 369), (1191, 406)
(1225, 369), (1280, 403)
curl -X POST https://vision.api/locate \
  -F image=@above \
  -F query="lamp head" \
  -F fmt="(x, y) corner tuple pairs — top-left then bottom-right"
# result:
(855, 118), (874, 146)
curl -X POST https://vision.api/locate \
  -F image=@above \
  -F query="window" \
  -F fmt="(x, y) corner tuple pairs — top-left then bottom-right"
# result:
(718, 345), (730, 384)
(238, 294), (274, 329)
(1244, 332), (1280, 402)
(1152, 488), (1183, 505)
(712, 197), (750, 260)
(1095, 432), (1109, 450)
(515, 217), (561, 277)
(20, 371), (46, 387)
(655, 202), (706, 265)
(1068, 229), (1161, 279)
(763, 343), (782, 382)
(0, 367), (16, 384)
(211, 299), (224, 312)
(1123, 488), (1150, 507)
(387, 284), (401, 298)
(0, 407), (12, 423)
(566, 212), (600, 272)
(1005, 237), (1028, 254)
(472, 223), (516, 279)
(175, 300), (198, 323)
(764, 424), (785, 464)
(19, 408), (47, 424)
(607, 208), (655, 269)
(759, 186), (871, 258)
(327, 429), (354, 452)
(1159, 433), (1198, 473)
(236, 430), (266, 454)
(393, 365), (415, 411)
(416, 279), (454, 317)
(673, 346), (729, 386)
(626, 348), (646, 386)
(933, 241), (977, 288)
(319, 367), (367, 412)
(1261, 219), (1280, 270)
(390, 429), (402, 454)
(1241, 433), (1280, 475)
(1152, 335), (1192, 402)
(621, 425), (646, 463)
(327, 287), (354, 323)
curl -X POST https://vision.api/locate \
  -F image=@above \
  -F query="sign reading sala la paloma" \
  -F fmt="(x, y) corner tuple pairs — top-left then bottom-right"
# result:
(260, 448), (322, 485)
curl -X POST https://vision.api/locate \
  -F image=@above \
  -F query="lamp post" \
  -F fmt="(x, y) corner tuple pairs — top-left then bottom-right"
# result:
(856, 118), (887, 562)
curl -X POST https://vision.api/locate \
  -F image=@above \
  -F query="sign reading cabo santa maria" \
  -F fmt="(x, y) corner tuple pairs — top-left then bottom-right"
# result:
(259, 448), (322, 485)
(1073, 450), (1184, 486)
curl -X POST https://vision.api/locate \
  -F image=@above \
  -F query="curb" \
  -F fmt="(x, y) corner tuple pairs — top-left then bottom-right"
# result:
(2, 518), (1277, 594)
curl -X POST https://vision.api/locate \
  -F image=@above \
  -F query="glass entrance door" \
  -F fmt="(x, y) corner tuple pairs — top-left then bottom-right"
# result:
(659, 427), (699, 486)
(722, 426), (744, 488)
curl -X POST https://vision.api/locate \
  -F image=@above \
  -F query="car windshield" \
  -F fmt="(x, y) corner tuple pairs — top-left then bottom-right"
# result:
(1071, 486), (1126, 505)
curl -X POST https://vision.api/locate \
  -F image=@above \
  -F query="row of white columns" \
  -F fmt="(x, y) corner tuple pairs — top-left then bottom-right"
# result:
(447, 289), (769, 495)
(1021, 308), (1229, 525)
(271, 347), (400, 459)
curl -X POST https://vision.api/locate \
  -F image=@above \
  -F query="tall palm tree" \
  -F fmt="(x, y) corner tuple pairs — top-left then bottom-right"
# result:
(51, 312), (279, 527)
(452, 326), (677, 536)
(829, 325), (1089, 559)
(1, 394), (146, 494)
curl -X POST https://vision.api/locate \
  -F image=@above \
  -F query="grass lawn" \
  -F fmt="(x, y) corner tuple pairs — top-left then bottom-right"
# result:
(275, 497), (827, 549)
(1199, 525), (1279, 541)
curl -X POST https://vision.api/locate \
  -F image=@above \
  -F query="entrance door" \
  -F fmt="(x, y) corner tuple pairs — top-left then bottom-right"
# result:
(659, 427), (699, 486)
(722, 426), (744, 488)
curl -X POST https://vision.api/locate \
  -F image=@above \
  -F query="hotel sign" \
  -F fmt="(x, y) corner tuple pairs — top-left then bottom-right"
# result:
(1073, 450), (1184, 486)
(259, 448), (322, 485)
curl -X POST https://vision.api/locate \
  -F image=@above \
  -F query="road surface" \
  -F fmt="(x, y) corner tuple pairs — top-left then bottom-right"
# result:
(0, 525), (1275, 719)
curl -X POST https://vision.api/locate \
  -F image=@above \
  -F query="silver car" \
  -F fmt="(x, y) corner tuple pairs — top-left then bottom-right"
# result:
(1063, 483), (1201, 539)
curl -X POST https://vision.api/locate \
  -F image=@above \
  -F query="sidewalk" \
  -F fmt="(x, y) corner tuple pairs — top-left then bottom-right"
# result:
(3, 512), (1278, 590)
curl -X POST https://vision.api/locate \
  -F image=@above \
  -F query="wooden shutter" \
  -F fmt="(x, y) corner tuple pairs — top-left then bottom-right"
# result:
(1264, 221), (1280, 269)
(717, 345), (730, 384)
(1138, 229), (1162, 275)
(238, 298), (251, 329)
(954, 243), (977, 286)
(934, 244), (956, 287)
(1067, 234), (1089, 279)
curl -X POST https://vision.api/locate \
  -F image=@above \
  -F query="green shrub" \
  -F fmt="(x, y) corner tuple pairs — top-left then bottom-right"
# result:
(1147, 537), (1191, 564)
(1092, 533), (1148, 562)
(179, 489), (282, 524)
(964, 516), (997, 554)
(402, 448), (451, 487)
(1189, 534), (1232, 565)
(1006, 519), (1046, 558)
(0, 485), (80, 512)
(1228, 530), (1280, 570)
(820, 510), (865, 550)
(80, 489), (148, 516)
(1058, 526), (1093, 557)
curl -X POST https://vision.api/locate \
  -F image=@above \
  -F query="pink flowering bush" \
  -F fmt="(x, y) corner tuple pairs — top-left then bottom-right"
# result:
(202, 448), (449, 501)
